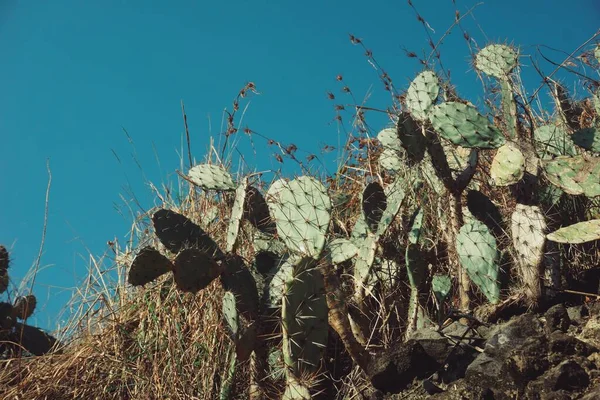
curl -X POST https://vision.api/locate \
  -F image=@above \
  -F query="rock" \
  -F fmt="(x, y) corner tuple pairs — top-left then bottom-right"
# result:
(581, 383), (600, 399)
(548, 331), (597, 362)
(580, 315), (600, 348)
(566, 305), (588, 325)
(539, 359), (589, 392)
(422, 378), (444, 395)
(504, 335), (549, 385)
(465, 353), (520, 398)
(484, 313), (543, 358)
(544, 304), (571, 333)
(430, 378), (495, 400)
(368, 340), (438, 393)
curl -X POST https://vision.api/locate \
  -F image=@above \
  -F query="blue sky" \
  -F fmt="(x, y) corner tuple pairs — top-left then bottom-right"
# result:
(0, 0), (598, 332)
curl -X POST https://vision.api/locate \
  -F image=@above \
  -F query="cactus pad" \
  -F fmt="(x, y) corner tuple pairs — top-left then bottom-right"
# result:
(543, 155), (600, 197)
(534, 125), (577, 159)
(222, 291), (239, 340)
(244, 185), (277, 234)
(173, 248), (223, 293)
(152, 209), (224, 258)
(432, 275), (452, 304)
(475, 44), (518, 78)
(376, 177), (406, 237)
(128, 246), (173, 286)
(281, 257), (328, 377)
(456, 220), (500, 303)
(188, 163), (236, 191)
(546, 219), (600, 244)
(430, 102), (505, 149)
(325, 238), (358, 265)
(362, 182), (386, 233)
(267, 176), (331, 258)
(13, 295), (37, 320)
(406, 70), (440, 121)
(571, 127), (600, 153)
(397, 112), (426, 163)
(268, 255), (297, 308)
(15, 323), (58, 356)
(353, 233), (378, 297)
(220, 255), (259, 319)
(0, 245), (8, 271)
(226, 178), (248, 252)
(511, 204), (547, 267)
(490, 142), (525, 186)
(379, 148), (404, 171)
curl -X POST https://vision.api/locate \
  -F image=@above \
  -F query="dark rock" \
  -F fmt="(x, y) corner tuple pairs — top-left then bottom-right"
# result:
(544, 304), (571, 333)
(504, 335), (549, 385)
(465, 353), (520, 398)
(485, 313), (544, 358)
(543, 359), (589, 392)
(581, 383), (600, 399)
(423, 378), (444, 395)
(368, 340), (438, 393)
(548, 331), (597, 361)
(430, 378), (496, 400)
(566, 305), (588, 325)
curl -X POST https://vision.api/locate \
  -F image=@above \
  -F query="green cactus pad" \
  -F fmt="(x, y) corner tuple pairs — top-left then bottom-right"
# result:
(244, 185), (277, 234)
(188, 163), (236, 191)
(173, 249), (223, 293)
(543, 155), (600, 197)
(14, 323), (58, 356)
(490, 142), (525, 186)
(408, 207), (424, 245)
(456, 220), (500, 304)
(353, 233), (378, 297)
(362, 182), (387, 233)
(377, 127), (402, 151)
(226, 178), (248, 253)
(475, 44), (518, 78)
(283, 380), (311, 400)
(222, 291), (239, 340)
(128, 246), (173, 286)
(376, 178), (406, 237)
(593, 90), (600, 117)
(546, 219), (600, 244)
(595, 44), (600, 63)
(13, 295), (37, 320)
(267, 176), (332, 258)
(432, 275), (452, 304)
(281, 257), (328, 377)
(571, 127), (600, 153)
(220, 255), (259, 319)
(350, 213), (369, 245)
(268, 255), (297, 308)
(534, 125), (577, 159)
(325, 238), (358, 265)
(253, 231), (288, 255)
(511, 204), (547, 267)
(406, 70), (440, 121)
(430, 102), (505, 149)
(379, 148), (404, 171)
(152, 209), (224, 258)
(397, 112), (427, 163)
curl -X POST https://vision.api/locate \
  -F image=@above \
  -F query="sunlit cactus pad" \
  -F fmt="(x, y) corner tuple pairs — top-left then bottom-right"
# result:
(406, 70), (440, 121)
(475, 44), (518, 78)
(188, 163), (236, 191)
(547, 219), (600, 244)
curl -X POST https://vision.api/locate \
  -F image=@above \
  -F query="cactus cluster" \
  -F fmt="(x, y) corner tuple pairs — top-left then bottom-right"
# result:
(123, 40), (600, 398)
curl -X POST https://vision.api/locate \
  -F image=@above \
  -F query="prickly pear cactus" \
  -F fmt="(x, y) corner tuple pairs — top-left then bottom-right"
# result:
(226, 177), (248, 252)
(362, 182), (386, 233)
(429, 102), (505, 149)
(406, 70), (440, 121)
(266, 176), (332, 258)
(281, 257), (328, 379)
(188, 163), (236, 191)
(353, 233), (378, 298)
(13, 295), (37, 320)
(376, 177), (406, 237)
(377, 127), (404, 171)
(432, 275), (452, 305)
(547, 219), (600, 244)
(325, 238), (358, 265)
(490, 142), (525, 186)
(244, 185), (276, 234)
(511, 204), (547, 268)
(543, 155), (600, 197)
(475, 44), (518, 79)
(397, 112), (427, 163)
(571, 127), (600, 153)
(152, 209), (224, 258)
(173, 249), (224, 293)
(534, 125), (577, 159)
(128, 246), (173, 286)
(456, 220), (501, 304)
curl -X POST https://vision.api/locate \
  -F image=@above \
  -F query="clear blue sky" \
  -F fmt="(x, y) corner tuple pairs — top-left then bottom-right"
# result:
(1, 0), (598, 332)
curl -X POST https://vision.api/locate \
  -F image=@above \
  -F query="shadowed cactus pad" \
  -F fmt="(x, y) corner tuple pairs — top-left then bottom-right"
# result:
(456, 220), (500, 303)
(128, 246), (173, 286)
(430, 102), (505, 149)
(220, 255), (259, 319)
(432, 275), (452, 304)
(490, 142), (525, 186)
(475, 44), (518, 78)
(244, 185), (276, 234)
(547, 220), (600, 244)
(397, 112), (426, 163)
(188, 163), (236, 191)
(362, 182), (386, 233)
(376, 177), (406, 237)
(266, 176), (331, 258)
(571, 127), (600, 153)
(0, 245), (8, 271)
(152, 209), (224, 258)
(15, 323), (58, 356)
(543, 155), (600, 197)
(406, 70), (440, 121)
(13, 295), (37, 320)
(173, 248), (223, 293)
